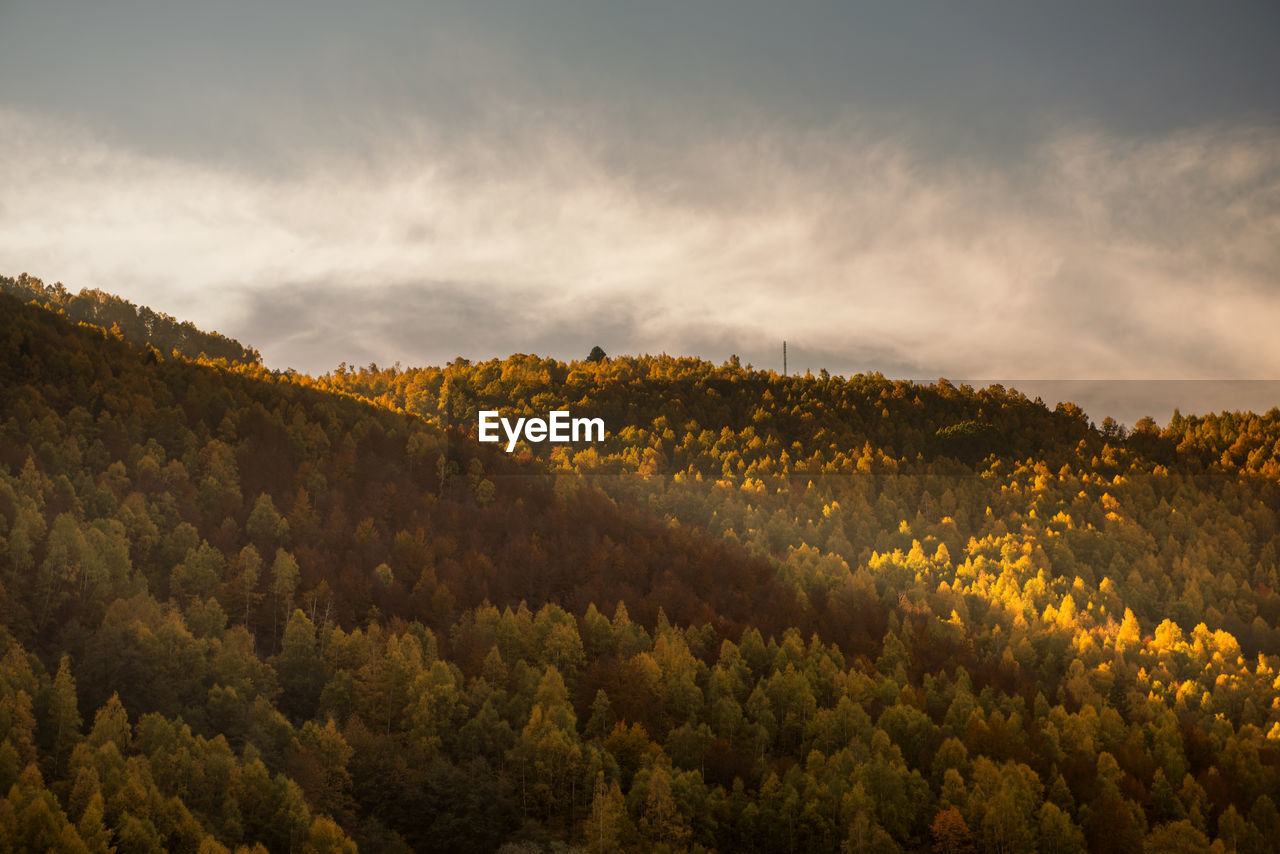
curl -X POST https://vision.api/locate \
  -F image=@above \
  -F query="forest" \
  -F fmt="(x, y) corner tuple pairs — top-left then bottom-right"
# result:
(1, 274), (1279, 853)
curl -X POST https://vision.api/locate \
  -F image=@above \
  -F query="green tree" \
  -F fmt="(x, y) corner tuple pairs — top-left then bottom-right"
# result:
(271, 549), (301, 646)
(45, 656), (83, 779)
(1037, 802), (1085, 854)
(247, 493), (289, 545)
(276, 610), (325, 720)
(584, 772), (628, 853)
(634, 763), (691, 851)
(170, 541), (225, 604)
(1143, 820), (1212, 854)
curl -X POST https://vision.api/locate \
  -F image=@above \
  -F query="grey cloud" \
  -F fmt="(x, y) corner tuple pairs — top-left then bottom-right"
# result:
(2, 109), (1278, 393)
(228, 278), (942, 397)
(3, 2), (1279, 176)
(231, 280), (660, 375)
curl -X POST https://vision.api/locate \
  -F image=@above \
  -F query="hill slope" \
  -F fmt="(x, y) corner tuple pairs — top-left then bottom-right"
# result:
(2, 286), (1280, 852)
(2, 273), (261, 366)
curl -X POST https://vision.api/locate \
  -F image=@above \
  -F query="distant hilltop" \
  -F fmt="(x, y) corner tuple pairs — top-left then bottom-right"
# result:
(1, 272), (261, 367)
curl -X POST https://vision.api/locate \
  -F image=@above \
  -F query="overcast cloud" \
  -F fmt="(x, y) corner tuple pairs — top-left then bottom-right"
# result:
(1, 2), (1278, 423)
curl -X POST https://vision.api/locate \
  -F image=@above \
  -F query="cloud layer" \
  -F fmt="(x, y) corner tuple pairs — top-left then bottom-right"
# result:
(2, 108), (1278, 389)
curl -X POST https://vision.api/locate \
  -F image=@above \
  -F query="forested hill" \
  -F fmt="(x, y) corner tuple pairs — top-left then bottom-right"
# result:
(319, 355), (1099, 471)
(324, 356), (1280, 648)
(3, 286), (1280, 853)
(2, 273), (261, 366)
(0, 291), (788, 638)
(321, 355), (1280, 478)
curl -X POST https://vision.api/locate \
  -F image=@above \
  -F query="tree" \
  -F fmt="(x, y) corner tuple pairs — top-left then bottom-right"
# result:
(46, 656), (83, 779)
(232, 544), (263, 627)
(276, 610), (326, 720)
(247, 493), (289, 545)
(1143, 820), (1211, 854)
(509, 667), (583, 824)
(34, 513), (87, 631)
(932, 806), (973, 854)
(634, 764), (691, 851)
(271, 549), (301, 646)
(170, 541), (225, 604)
(289, 718), (355, 821)
(303, 814), (357, 854)
(5, 764), (89, 853)
(586, 346), (607, 363)
(86, 694), (131, 753)
(76, 793), (113, 854)
(1037, 802), (1085, 854)
(585, 773), (628, 853)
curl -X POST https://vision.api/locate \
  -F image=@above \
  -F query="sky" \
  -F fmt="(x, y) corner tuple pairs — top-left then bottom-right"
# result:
(1, 1), (1279, 424)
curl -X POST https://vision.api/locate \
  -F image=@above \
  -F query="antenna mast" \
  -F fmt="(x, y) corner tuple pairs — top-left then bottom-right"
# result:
(783, 340), (787, 377)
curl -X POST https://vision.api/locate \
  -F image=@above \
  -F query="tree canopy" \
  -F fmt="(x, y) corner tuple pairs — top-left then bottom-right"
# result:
(2, 283), (1279, 852)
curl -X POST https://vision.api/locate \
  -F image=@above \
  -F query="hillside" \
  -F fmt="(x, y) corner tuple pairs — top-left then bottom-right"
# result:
(2, 286), (1280, 853)
(1, 274), (261, 367)
(324, 355), (1280, 653)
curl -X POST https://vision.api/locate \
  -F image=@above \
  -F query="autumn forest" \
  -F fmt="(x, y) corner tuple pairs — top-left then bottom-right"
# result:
(2, 273), (1279, 854)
